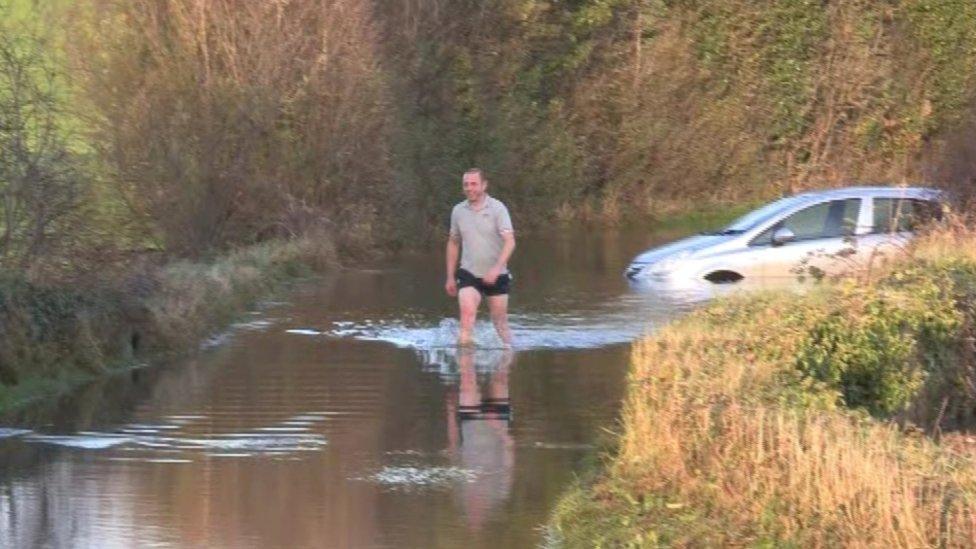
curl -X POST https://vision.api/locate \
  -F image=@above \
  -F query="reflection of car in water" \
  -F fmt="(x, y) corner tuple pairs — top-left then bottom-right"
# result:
(626, 187), (943, 284)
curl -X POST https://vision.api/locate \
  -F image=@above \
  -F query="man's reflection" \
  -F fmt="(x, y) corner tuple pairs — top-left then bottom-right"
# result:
(445, 348), (515, 532)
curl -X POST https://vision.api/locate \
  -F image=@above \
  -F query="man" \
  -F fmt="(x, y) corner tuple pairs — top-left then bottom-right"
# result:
(445, 168), (516, 347)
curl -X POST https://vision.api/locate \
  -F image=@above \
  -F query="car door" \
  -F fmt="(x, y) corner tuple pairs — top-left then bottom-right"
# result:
(857, 197), (941, 269)
(751, 198), (862, 279)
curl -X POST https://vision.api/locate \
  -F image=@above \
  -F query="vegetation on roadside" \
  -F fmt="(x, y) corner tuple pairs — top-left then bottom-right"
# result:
(7, 0), (976, 263)
(3, 0), (976, 264)
(0, 234), (336, 411)
(546, 223), (976, 547)
(375, 0), (976, 227)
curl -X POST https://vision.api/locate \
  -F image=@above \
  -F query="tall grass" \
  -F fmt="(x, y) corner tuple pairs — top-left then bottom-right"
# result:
(605, 323), (976, 546)
(145, 233), (336, 348)
(548, 227), (976, 547)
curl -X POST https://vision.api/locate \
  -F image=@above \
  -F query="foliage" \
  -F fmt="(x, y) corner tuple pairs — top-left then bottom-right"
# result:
(4, 0), (976, 258)
(548, 228), (976, 546)
(794, 276), (960, 417)
(375, 0), (976, 226)
(901, 0), (976, 130)
(0, 16), (85, 272)
(0, 274), (123, 385)
(8, 0), (976, 252)
(0, 233), (336, 409)
(691, 0), (827, 143)
(72, 0), (394, 256)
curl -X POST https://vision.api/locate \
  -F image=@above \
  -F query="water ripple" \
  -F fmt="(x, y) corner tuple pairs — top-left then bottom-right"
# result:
(354, 466), (479, 488)
(20, 412), (331, 458)
(291, 289), (711, 354)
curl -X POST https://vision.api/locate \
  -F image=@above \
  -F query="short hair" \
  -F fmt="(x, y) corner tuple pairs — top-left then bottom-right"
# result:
(464, 167), (486, 181)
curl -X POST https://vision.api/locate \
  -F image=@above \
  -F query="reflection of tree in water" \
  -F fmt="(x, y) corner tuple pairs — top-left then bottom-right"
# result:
(0, 351), (242, 549)
(444, 348), (515, 533)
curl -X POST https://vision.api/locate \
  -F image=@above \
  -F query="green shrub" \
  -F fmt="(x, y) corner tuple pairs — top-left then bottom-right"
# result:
(794, 270), (963, 418)
(0, 235), (336, 410)
(901, 0), (976, 129)
(0, 275), (127, 385)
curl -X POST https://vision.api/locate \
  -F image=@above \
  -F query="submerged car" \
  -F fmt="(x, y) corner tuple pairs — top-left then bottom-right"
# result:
(626, 186), (943, 284)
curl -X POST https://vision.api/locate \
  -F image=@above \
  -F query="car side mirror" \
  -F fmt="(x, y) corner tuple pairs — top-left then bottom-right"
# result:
(771, 227), (796, 246)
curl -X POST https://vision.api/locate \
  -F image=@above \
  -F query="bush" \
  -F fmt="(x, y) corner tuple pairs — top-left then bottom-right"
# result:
(0, 234), (336, 406)
(0, 275), (128, 385)
(794, 275), (961, 417)
(74, 0), (394, 255)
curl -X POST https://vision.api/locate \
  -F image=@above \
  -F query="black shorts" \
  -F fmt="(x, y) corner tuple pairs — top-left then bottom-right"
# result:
(456, 268), (511, 296)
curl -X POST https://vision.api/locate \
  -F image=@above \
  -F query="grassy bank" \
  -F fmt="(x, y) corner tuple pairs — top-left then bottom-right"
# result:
(0, 234), (337, 413)
(547, 225), (976, 547)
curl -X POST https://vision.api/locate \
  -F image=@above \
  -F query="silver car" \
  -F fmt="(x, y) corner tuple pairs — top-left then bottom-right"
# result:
(626, 186), (943, 284)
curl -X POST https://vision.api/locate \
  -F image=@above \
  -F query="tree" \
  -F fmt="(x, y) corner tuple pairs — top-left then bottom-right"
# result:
(0, 27), (82, 272)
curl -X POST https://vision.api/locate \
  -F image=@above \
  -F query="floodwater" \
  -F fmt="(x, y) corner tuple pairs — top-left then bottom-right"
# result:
(0, 227), (732, 548)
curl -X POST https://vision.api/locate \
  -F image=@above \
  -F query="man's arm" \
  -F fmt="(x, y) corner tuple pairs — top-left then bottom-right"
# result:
(445, 235), (460, 297)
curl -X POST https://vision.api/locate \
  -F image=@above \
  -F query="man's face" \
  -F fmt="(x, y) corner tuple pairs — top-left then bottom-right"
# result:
(462, 172), (487, 203)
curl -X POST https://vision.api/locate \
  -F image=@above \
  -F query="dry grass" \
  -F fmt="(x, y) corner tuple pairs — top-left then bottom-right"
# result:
(146, 232), (336, 348)
(911, 215), (976, 264)
(611, 317), (976, 546)
(550, 226), (976, 547)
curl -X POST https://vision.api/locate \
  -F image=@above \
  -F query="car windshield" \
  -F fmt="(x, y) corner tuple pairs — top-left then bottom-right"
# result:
(719, 195), (811, 233)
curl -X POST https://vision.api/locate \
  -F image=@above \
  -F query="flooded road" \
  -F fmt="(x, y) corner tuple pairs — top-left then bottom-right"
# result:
(0, 227), (723, 548)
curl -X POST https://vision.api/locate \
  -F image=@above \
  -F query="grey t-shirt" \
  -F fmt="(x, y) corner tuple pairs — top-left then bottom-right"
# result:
(449, 196), (514, 278)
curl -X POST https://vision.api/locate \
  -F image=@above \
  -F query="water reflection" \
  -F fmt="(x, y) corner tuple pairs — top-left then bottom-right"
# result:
(446, 348), (515, 533)
(0, 226), (712, 548)
(627, 274), (805, 301)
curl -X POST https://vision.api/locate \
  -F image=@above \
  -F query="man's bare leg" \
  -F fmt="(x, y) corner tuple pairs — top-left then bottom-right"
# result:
(487, 294), (512, 347)
(458, 287), (481, 346)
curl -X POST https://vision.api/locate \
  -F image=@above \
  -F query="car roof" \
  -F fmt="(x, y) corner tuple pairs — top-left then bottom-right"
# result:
(722, 186), (942, 234)
(789, 185), (941, 204)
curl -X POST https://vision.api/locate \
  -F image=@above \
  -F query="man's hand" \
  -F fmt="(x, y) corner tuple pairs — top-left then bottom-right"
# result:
(445, 277), (458, 297)
(483, 266), (502, 286)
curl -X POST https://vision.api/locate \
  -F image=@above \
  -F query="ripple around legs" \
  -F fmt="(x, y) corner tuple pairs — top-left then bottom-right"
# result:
(290, 289), (712, 354)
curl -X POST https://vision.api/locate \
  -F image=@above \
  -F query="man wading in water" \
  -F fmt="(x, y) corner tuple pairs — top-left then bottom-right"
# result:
(445, 168), (516, 347)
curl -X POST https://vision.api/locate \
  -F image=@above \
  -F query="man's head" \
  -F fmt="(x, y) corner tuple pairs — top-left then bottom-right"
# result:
(462, 168), (487, 204)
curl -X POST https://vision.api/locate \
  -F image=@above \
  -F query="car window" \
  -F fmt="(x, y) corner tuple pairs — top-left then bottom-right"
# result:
(722, 196), (809, 232)
(872, 198), (941, 233)
(751, 198), (861, 245)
